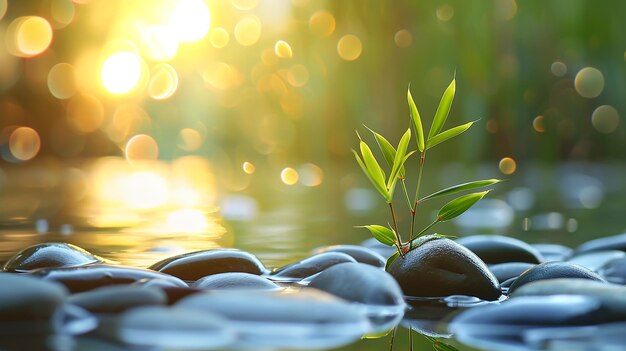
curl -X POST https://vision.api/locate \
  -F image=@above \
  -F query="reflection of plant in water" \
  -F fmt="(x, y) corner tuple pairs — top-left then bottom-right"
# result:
(353, 77), (500, 265)
(388, 327), (460, 351)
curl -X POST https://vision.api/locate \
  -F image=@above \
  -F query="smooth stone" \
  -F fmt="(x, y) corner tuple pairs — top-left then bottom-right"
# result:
(566, 250), (626, 272)
(387, 237), (501, 300)
(0, 273), (68, 322)
(192, 272), (280, 291)
(3, 242), (106, 272)
(308, 262), (404, 306)
(114, 306), (235, 349)
(488, 262), (535, 283)
(512, 279), (626, 317)
(271, 252), (357, 280)
(312, 245), (386, 268)
(507, 262), (607, 294)
(598, 257), (626, 284)
(360, 238), (396, 259)
(31, 264), (187, 293)
(500, 276), (517, 289)
(68, 285), (167, 313)
(149, 248), (267, 281)
(176, 289), (370, 349)
(531, 243), (573, 261)
(575, 232), (626, 254)
(456, 235), (544, 264)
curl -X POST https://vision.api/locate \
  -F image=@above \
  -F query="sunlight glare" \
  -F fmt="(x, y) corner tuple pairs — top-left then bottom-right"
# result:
(126, 134), (159, 163)
(167, 208), (209, 233)
(101, 51), (142, 94)
(281, 167), (299, 185)
(169, 0), (211, 43)
(148, 64), (178, 100)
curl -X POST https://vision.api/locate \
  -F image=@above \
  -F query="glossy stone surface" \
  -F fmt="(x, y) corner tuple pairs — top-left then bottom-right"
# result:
(598, 257), (626, 284)
(566, 250), (625, 271)
(3, 242), (105, 272)
(192, 272), (280, 290)
(309, 262), (404, 306)
(31, 264), (187, 293)
(360, 238), (396, 259)
(313, 245), (386, 268)
(271, 252), (356, 280)
(575, 232), (626, 254)
(0, 273), (67, 322)
(456, 235), (544, 264)
(531, 243), (573, 261)
(488, 262), (535, 283)
(68, 285), (167, 313)
(387, 237), (501, 300)
(149, 249), (267, 281)
(507, 262), (606, 294)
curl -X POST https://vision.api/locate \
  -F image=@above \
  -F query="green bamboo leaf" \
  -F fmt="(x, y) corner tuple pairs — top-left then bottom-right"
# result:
(387, 150), (416, 199)
(365, 126), (396, 168)
(408, 86), (425, 152)
(387, 128), (411, 188)
(408, 234), (444, 250)
(428, 78), (456, 139)
(352, 149), (389, 200)
(420, 179), (501, 202)
(437, 191), (490, 222)
(356, 225), (396, 246)
(426, 120), (474, 150)
(385, 251), (400, 271)
(359, 141), (390, 201)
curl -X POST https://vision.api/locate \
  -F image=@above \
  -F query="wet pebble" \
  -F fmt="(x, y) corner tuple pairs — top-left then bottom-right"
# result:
(387, 236), (501, 300)
(3, 242), (106, 273)
(0, 273), (67, 324)
(31, 264), (187, 293)
(308, 262), (404, 306)
(68, 285), (167, 314)
(566, 250), (625, 272)
(271, 252), (356, 281)
(507, 262), (606, 294)
(192, 272), (280, 291)
(149, 248), (267, 281)
(598, 257), (626, 284)
(313, 245), (386, 268)
(456, 235), (544, 264)
(575, 232), (626, 254)
(488, 262), (535, 283)
(531, 243), (573, 261)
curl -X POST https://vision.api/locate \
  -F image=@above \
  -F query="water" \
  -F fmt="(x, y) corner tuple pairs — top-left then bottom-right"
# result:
(0, 160), (625, 350)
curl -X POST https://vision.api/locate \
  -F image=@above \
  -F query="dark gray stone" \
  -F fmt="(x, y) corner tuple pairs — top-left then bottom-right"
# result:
(488, 262), (535, 283)
(271, 252), (356, 280)
(308, 262), (404, 306)
(531, 243), (573, 261)
(0, 273), (67, 322)
(575, 232), (626, 254)
(360, 238), (396, 259)
(387, 236), (501, 300)
(508, 262), (607, 294)
(149, 249), (267, 281)
(598, 257), (626, 284)
(68, 285), (167, 313)
(313, 245), (386, 268)
(3, 242), (105, 272)
(567, 250), (625, 272)
(456, 235), (544, 264)
(192, 272), (280, 290)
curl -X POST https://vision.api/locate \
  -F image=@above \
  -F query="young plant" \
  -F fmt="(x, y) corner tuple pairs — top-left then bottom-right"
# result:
(353, 77), (500, 267)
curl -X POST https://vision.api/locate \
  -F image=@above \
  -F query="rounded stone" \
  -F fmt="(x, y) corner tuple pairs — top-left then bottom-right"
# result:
(456, 235), (544, 264)
(567, 250), (626, 272)
(308, 262), (404, 306)
(575, 232), (626, 254)
(507, 262), (606, 294)
(31, 264), (187, 293)
(271, 252), (357, 280)
(531, 243), (573, 261)
(0, 273), (68, 322)
(488, 262), (535, 283)
(313, 245), (386, 268)
(68, 285), (167, 313)
(192, 272), (280, 291)
(387, 237), (501, 300)
(149, 249), (267, 281)
(598, 257), (626, 284)
(3, 242), (106, 272)
(360, 238), (397, 259)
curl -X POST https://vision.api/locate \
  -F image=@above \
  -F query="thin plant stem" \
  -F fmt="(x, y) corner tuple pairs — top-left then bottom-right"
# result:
(388, 327), (397, 351)
(401, 179), (412, 211)
(409, 327), (413, 351)
(410, 153), (426, 238)
(410, 219), (439, 250)
(388, 202), (404, 256)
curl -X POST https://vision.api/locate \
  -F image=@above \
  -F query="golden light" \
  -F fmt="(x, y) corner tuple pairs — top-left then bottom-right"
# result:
(126, 134), (159, 163)
(591, 105), (620, 134)
(48, 63), (77, 99)
(203, 62), (239, 90)
(148, 64), (179, 100)
(7, 16), (53, 57)
(169, 0), (211, 43)
(209, 28), (230, 48)
(309, 10), (335, 36)
(177, 128), (203, 151)
(166, 208), (209, 233)
(394, 29), (413, 48)
(242, 161), (256, 174)
(122, 171), (169, 209)
(532, 115), (545, 132)
(109, 104), (152, 142)
(575, 67), (604, 98)
(274, 40), (293, 59)
(337, 34), (363, 61)
(281, 167), (299, 185)
(50, 0), (76, 29)
(101, 51), (143, 95)
(9, 127), (41, 161)
(66, 93), (105, 133)
(499, 157), (517, 175)
(287, 64), (309, 87)
(436, 5), (454, 21)
(0, 0), (6, 20)
(139, 25), (179, 61)
(231, 0), (258, 10)
(234, 15), (262, 46)
(299, 163), (323, 187)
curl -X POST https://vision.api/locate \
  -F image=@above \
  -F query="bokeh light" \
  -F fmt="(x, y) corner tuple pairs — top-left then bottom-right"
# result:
(242, 161), (255, 174)
(101, 51), (143, 95)
(495, 0), (518, 21)
(0, 0), (7, 20)
(177, 128), (203, 151)
(591, 105), (620, 134)
(280, 167), (299, 185)
(66, 93), (105, 133)
(298, 163), (323, 187)
(309, 10), (335, 36)
(203, 62), (239, 90)
(125, 134), (159, 163)
(551, 61), (567, 77)
(9, 127), (41, 161)
(394, 29), (413, 48)
(234, 15), (262, 46)
(533, 115), (545, 133)
(232, 0), (258, 10)
(7, 16), (53, 57)
(169, 0), (211, 43)
(436, 4), (454, 21)
(337, 34), (362, 61)
(48, 63), (77, 99)
(287, 65), (309, 87)
(209, 28), (230, 48)
(274, 40), (293, 59)
(50, 0), (76, 29)
(148, 64), (178, 100)
(499, 157), (517, 175)
(575, 67), (604, 98)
